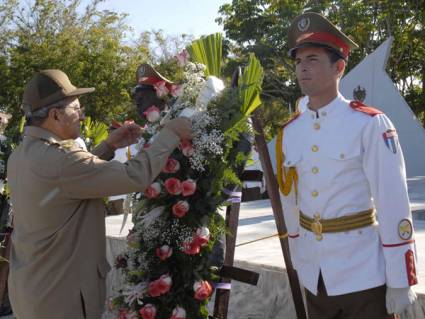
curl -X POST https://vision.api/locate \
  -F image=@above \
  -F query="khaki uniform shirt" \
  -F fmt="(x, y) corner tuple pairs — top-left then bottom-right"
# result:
(7, 126), (179, 319)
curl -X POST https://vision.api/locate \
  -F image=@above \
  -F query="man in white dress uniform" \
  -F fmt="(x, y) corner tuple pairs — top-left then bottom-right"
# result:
(277, 12), (417, 318)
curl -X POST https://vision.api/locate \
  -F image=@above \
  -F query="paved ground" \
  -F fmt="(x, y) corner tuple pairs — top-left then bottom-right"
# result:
(2, 176), (425, 318)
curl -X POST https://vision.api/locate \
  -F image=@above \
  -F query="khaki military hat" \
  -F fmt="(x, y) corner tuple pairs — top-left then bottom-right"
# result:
(288, 12), (358, 59)
(136, 63), (174, 86)
(22, 69), (95, 114)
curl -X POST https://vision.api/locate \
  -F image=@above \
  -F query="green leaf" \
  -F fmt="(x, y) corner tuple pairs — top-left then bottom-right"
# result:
(187, 33), (222, 77)
(239, 53), (264, 117)
(82, 116), (108, 147)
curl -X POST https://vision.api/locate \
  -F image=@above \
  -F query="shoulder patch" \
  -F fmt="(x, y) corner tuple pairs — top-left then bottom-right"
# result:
(349, 101), (383, 116)
(56, 139), (80, 152)
(282, 112), (301, 129)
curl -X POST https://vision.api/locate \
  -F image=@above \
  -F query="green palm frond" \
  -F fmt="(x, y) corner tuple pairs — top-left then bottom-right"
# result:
(239, 53), (264, 117)
(82, 116), (108, 147)
(187, 33), (222, 77)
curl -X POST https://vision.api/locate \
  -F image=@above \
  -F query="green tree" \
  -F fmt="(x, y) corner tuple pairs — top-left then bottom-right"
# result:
(217, 0), (425, 129)
(0, 0), (151, 132)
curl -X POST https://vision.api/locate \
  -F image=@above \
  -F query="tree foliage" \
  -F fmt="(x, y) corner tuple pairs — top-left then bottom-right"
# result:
(0, 0), (192, 136)
(217, 0), (425, 130)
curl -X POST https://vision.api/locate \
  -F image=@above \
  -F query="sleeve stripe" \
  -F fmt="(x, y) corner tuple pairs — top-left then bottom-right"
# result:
(382, 240), (415, 248)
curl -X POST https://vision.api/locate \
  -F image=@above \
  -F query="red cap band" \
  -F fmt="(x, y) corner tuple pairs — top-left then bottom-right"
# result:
(296, 31), (350, 57)
(138, 76), (173, 90)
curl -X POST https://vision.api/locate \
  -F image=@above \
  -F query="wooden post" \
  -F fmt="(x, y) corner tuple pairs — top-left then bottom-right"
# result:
(251, 110), (307, 319)
(213, 194), (241, 319)
(0, 230), (11, 310)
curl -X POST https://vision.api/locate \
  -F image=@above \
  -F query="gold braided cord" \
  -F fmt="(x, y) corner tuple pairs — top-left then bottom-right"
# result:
(275, 128), (298, 196)
(127, 146), (131, 160)
(300, 209), (376, 233)
(235, 232), (288, 247)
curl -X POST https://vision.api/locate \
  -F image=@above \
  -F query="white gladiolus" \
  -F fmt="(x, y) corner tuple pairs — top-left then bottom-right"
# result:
(195, 76), (225, 111)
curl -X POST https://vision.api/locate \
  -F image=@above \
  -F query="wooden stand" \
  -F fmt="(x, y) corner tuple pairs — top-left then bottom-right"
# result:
(251, 111), (306, 319)
(0, 230), (12, 313)
(212, 111), (306, 319)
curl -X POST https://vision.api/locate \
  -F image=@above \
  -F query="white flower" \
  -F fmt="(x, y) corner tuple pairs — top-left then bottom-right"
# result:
(0, 180), (4, 194)
(123, 282), (148, 305)
(195, 76), (225, 111)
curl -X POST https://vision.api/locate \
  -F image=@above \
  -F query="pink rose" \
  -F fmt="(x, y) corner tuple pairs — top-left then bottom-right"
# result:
(175, 49), (190, 66)
(162, 158), (180, 173)
(156, 245), (173, 261)
(170, 84), (183, 97)
(182, 179), (196, 196)
(182, 240), (201, 255)
(126, 312), (139, 319)
(118, 309), (128, 319)
(153, 81), (169, 97)
(148, 274), (172, 297)
(139, 304), (157, 319)
(172, 201), (189, 218)
(170, 306), (186, 319)
(193, 280), (213, 301)
(144, 182), (161, 199)
(164, 178), (182, 195)
(194, 227), (210, 247)
(179, 141), (194, 157)
(143, 105), (161, 122)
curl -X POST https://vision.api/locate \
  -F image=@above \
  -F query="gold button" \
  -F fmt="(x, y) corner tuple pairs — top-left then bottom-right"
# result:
(311, 190), (319, 197)
(313, 123), (321, 130)
(311, 145), (319, 152)
(340, 153), (345, 159)
(312, 167), (319, 174)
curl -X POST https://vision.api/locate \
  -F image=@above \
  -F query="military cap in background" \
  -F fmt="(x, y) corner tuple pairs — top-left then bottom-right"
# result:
(288, 12), (358, 59)
(135, 63), (174, 87)
(22, 69), (94, 115)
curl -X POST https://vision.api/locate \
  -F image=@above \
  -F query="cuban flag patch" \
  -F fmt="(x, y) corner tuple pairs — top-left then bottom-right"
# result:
(382, 129), (398, 154)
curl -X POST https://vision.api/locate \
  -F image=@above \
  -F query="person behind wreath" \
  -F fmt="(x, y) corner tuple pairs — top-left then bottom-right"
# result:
(107, 64), (176, 215)
(7, 69), (192, 319)
(278, 12), (417, 319)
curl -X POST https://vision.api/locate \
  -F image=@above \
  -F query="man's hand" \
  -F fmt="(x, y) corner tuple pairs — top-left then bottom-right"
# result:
(105, 123), (142, 151)
(164, 118), (192, 141)
(386, 287), (417, 315)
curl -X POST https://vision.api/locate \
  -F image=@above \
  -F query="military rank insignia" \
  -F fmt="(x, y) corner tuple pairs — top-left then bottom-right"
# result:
(382, 129), (398, 154)
(398, 219), (413, 240)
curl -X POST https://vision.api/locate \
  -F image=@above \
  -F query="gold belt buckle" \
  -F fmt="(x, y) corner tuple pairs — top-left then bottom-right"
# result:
(311, 213), (323, 241)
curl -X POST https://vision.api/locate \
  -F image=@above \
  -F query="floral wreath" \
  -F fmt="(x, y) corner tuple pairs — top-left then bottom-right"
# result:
(111, 34), (263, 319)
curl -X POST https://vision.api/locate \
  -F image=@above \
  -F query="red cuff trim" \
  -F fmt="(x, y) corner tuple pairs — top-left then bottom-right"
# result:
(405, 249), (418, 285)
(289, 234), (299, 239)
(382, 239), (415, 247)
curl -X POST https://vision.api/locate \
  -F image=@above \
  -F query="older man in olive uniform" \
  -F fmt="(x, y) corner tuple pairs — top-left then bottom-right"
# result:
(7, 69), (191, 319)
(277, 12), (417, 318)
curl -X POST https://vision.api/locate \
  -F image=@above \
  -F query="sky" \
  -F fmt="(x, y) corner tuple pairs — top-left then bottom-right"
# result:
(80, 0), (231, 38)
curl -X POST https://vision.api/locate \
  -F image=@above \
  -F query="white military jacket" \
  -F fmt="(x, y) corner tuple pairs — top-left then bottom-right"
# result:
(280, 93), (417, 296)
